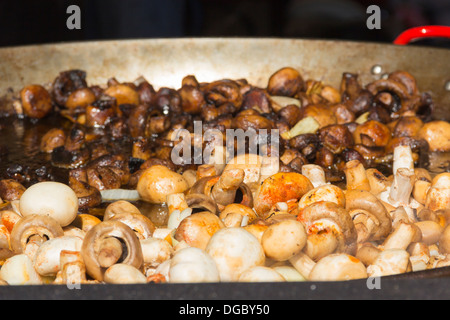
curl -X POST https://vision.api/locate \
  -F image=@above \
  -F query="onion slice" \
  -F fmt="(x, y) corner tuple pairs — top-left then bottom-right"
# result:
(100, 189), (141, 202)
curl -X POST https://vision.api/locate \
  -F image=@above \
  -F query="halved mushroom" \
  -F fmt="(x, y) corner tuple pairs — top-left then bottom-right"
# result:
(81, 220), (144, 282)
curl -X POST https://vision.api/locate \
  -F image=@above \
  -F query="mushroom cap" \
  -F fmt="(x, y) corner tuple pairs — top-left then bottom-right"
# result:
(345, 189), (392, 241)
(298, 184), (346, 210)
(137, 165), (189, 204)
(140, 237), (173, 267)
(169, 247), (220, 283)
(0, 254), (42, 285)
(238, 266), (285, 282)
(298, 201), (357, 255)
(174, 212), (225, 250)
(254, 172), (313, 218)
(205, 227), (265, 281)
(33, 236), (83, 277)
(81, 220), (144, 282)
(417, 120), (450, 152)
(10, 214), (64, 254)
(19, 181), (79, 227)
(261, 219), (307, 261)
(219, 203), (258, 224)
(426, 173), (450, 211)
(103, 263), (147, 284)
(309, 253), (367, 281)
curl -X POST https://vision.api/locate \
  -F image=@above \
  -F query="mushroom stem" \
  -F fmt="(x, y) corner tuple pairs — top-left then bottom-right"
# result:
(382, 222), (420, 250)
(289, 251), (315, 279)
(393, 145), (414, 175)
(97, 237), (124, 268)
(388, 168), (415, 206)
(166, 193), (189, 215)
(303, 231), (339, 261)
(211, 168), (245, 207)
(59, 250), (87, 285)
(301, 164), (327, 188)
(344, 160), (371, 191)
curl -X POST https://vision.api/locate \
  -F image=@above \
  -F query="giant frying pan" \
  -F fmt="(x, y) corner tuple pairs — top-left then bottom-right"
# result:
(0, 31), (449, 299)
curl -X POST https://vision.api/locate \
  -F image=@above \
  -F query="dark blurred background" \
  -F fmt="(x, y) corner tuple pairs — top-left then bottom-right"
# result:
(0, 0), (449, 47)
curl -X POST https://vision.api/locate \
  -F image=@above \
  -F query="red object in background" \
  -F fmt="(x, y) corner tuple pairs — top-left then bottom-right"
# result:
(393, 25), (450, 45)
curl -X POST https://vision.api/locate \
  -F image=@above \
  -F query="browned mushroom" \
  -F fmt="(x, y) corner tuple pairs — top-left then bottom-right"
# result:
(40, 128), (66, 153)
(267, 67), (304, 97)
(20, 85), (53, 119)
(0, 179), (26, 202)
(80, 220), (144, 282)
(65, 88), (97, 110)
(52, 70), (88, 106)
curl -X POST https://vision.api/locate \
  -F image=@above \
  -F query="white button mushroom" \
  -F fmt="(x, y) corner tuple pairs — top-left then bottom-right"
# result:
(309, 253), (368, 281)
(238, 266), (285, 282)
(140, 237), (174, 268)
(33, 236), (83, 277)
(103, 263), (147, 284)
(261, 219), (306, 261)
(19, 181), (79, 227)
(137, 165), (189, 204)
(205, 227), (265, 281)
(169, 247), (220, 283)
(0, 254), (42, 285)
